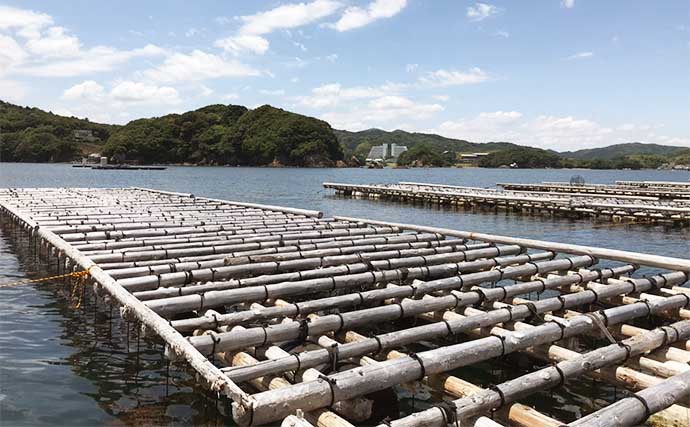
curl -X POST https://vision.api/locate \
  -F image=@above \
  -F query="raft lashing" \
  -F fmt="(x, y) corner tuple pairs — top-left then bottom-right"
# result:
(1, 187), (690, 427)
(324, 181), (690, 225)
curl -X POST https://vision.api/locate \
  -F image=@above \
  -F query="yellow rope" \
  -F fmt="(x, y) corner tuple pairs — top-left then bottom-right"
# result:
(0, 265), (95, 290)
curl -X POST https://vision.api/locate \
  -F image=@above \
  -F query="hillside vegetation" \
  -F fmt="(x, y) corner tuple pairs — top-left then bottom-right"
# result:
(104, 104), (344, 166)
(0, 100), (117, 162)
(1, 101), (343, 166)
(2, 99), (687, 169)
(561, 143), (688, 160)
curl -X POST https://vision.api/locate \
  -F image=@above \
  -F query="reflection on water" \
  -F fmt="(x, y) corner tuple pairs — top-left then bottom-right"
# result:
(0, 164), (689, 425)
(0, 222), (226, 426)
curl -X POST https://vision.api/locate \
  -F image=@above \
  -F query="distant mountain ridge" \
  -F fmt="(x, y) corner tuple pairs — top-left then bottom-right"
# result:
(560, 142), (689, 160)
(335, 128), (519, 154)
(2, 99), (688, 168)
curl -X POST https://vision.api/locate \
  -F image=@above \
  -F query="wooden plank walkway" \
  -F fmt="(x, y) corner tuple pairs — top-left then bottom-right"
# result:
(324, 181), (690, 225)
(1, 187), (690, 427)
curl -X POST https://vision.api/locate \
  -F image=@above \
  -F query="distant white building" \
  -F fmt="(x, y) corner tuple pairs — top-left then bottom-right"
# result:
(366, 143), (408, 163)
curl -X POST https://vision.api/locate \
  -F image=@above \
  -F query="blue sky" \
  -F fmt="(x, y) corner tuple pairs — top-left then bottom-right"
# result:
(0, 0), (688, 150)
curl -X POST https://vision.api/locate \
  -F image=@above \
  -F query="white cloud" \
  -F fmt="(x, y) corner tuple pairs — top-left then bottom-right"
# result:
(0, 35), (28, 75)
(328, 0), (407, 32)
(466, 3), (500, 22)
(62, 79), (180, 105)
(110, 81), (180, 104)
(19, 44), (166, 77)
(238, 0), (342, 35)
(419, 67), (490, 87)
(143, 50), (260, 83)
(0, 5), (53, 38)
(260, 89), (286, 96)
(561, 0), (575, 9)
(223, 93), (240, 101)
(566, 51), (594, 60)
(325, 53), (338, 63)
(215, 0), (340, 55)
(296, 82), (405, 108)
(405, 63), (418, 73)
(0, 79), (27, 102)
(62, 80), (105, 100)
(321, 95), (442, 130)
(25, 26), (81, 57)
(432, 95), (450, 101)
(493, 30), (509, 38)
(0, 6), (165, 77)
(215, 35), (269, 55)
(433, 111), (690, 151)
(59, 79), (182, 123)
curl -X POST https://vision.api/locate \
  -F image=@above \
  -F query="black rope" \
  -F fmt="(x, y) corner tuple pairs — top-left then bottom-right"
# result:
(435, 401), (459, 427)
(629, 394), (652, 422)
(551, 362), (566, 387)
(549, 318), (569, 342)
(473, 288), (487, 308)
(317, 373), (338, 406)
(491, 334), (507, 357)
(487, 384), (507, 412)
(521, 301), (545, 324)
(408, 352), (427, 381)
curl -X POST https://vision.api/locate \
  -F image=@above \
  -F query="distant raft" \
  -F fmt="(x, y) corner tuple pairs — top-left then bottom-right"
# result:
(1, 187), (690, 427)
(324, 181), (690, 225)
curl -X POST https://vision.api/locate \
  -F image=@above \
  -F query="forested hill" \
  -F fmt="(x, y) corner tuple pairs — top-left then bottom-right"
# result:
(1, 101), (344, 166)
(335, 128), (519, 160)
(0, 100), (117, 162)
(560, 143), (689, 160)
(104, 104), (343, 166)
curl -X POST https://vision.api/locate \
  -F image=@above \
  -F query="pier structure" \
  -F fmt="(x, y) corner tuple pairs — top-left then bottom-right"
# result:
(324, 181), (690, 224)
(1, 187), (690, 426)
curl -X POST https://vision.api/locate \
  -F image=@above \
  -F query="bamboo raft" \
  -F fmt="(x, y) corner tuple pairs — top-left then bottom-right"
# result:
(1, 187), (690, 427)
(498, 182), (690, 200)
(324, 182), (690, 225)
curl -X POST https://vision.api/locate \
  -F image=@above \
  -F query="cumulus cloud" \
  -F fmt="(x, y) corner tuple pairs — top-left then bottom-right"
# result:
(419, 68), (490, 87)
(0, 5), (53, 38)
(0, 35), (28, 75)
(110, 81), (180, 103)
(214, 35), (269, 55)
(25, 26), (81, 57)
(62, 80), (105, 100)
(216, 0), (341, 55)
(0, 5), (165, 77)
(328, 0), (407, 32)
(19, 44), (166, 77)
(0, 79), (27, 102)
(296, 82), (406, 108)
(433, 111), (690, 151)
(321, 95), (442, 130)
(561, 0), (575, 9)
(143, 50), (260, 83)
(466, 3), (500, 22)
(62, 79), (180, 105)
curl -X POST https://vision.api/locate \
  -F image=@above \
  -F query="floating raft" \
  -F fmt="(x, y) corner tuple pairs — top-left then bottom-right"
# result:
(499, 182), (690, 200)
(2, 187), (690, 427)
(324, 181), (690, 225)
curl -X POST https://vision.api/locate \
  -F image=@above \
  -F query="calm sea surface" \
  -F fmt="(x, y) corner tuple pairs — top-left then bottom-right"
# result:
(0, 163), (689, 426)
